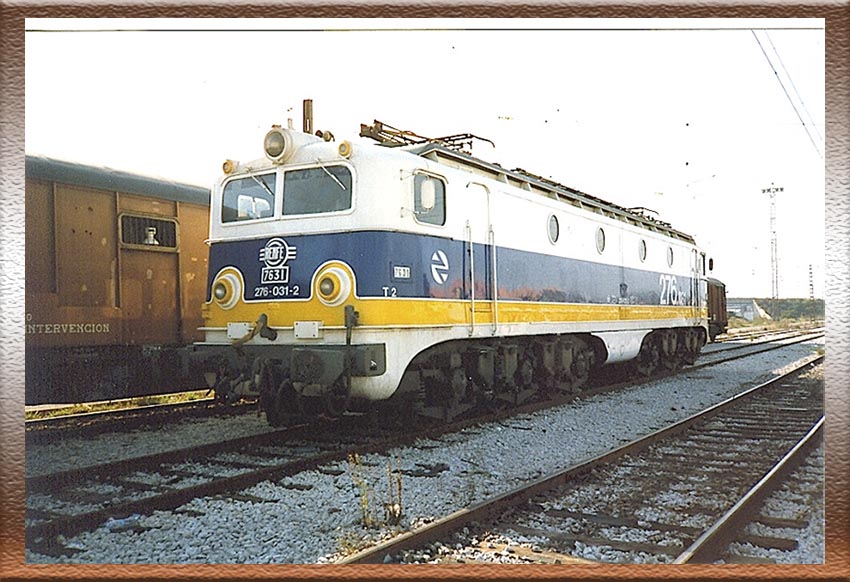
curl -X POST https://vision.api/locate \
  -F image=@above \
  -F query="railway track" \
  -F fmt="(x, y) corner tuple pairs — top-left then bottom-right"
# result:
(693, 329), (822, 363)
(706, 327), (823, 354)
(718, 439), (824, 564)
(715, 321), (823, 343)
(27, 418), (360, 555)
(25, 393), (233, 443)
(340, 356), (823, 564)
(25, 332), (823, 562)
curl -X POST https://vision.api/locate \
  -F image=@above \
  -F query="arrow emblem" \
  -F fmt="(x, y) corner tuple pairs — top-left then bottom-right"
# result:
(430, 250), (449, 285)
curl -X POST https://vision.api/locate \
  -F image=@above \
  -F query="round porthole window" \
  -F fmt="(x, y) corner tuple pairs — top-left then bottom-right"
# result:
(639, 239), (647, 262)
(548, 215), (559, 243)
(596, 227), (606, 254)
(667, 246), (674, 267)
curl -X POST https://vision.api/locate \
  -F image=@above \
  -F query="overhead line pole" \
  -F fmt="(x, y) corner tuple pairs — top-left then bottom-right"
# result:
(762, 183), (783, 312)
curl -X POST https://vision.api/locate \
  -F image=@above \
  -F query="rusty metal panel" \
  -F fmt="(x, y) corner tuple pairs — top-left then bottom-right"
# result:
(54, 184), (118, 308)
(120, 249), (180, 344)
(25, 179), (56, 295)
(177, 202), (210, 342)
(118, 192), (177, 217)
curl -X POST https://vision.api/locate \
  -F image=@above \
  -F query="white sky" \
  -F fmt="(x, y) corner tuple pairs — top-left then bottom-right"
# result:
(24, 18), (825, 299)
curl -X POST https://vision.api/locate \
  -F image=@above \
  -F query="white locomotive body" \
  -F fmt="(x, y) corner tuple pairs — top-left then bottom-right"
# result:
(197, 121), (715, 423)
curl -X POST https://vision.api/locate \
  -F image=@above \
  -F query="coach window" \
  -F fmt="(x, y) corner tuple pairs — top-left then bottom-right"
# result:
(120, 215), (178, 249)
(283, 165), (352, 215)
(667, 246), (674, 267)
(222, 172), (276, 223)
(638, 239), (647, 262)
(414, 174), (446, 226)
(548, 215), (559, 243)
(596, 227), (606, 254)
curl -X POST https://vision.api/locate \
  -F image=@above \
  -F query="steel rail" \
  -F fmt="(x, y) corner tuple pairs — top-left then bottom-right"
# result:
(26, 424), (302, 493)
(673, 415), (824, 564)
(716, 324), (823, 342)
(338, 354), (823, 564)
(706, 328), (824, 355)
(687, 331), (822, 369)
(25, 396), (223, 441)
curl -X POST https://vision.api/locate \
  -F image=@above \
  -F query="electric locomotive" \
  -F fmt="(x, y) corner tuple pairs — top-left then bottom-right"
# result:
(197, 114), (721, 425)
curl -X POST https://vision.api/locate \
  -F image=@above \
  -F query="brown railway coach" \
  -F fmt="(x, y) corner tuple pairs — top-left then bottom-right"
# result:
(25, 156), (211, 404)
(706, 277), (729, 341)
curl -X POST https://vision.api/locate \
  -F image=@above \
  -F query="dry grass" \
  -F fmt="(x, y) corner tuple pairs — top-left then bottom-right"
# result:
(24, 389), (210, 420)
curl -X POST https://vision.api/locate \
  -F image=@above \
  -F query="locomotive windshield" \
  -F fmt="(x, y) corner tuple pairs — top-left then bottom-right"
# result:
(222, 172), (275, 223)
(220, 165), (352, 223)
(283, 165), (351, 215)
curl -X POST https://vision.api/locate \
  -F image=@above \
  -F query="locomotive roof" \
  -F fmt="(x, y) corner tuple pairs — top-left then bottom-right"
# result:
(407, 143), (696, 244)
(25, 155), (210, 207)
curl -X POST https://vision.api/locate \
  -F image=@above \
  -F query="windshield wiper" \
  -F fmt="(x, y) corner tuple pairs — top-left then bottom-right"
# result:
(315, 158), (346, 190)
(248, 173), (275, 198)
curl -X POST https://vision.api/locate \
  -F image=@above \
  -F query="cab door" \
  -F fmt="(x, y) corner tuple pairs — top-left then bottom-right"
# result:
(691, 249), (701, 322)
(464, 182), (497, 335)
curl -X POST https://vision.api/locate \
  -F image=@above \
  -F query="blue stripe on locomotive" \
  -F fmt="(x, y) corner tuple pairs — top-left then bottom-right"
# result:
(207, 231), (695, 307)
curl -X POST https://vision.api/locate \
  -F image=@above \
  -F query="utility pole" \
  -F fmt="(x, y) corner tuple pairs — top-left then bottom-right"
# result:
(809, 264), (816, 323)
(762, 183), (783, 314)
(809, 264), (814, 300)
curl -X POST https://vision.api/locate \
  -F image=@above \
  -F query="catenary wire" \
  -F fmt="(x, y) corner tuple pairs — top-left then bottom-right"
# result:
(764, 31), (824, 145)
(751, 30), (823, 160)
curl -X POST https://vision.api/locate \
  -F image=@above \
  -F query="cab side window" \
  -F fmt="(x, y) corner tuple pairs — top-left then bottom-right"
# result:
(414, 174), (446, 226)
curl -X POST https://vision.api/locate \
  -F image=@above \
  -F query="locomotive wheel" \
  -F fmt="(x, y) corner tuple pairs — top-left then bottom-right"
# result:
(681, 329), (702, 365)
(659, 330), (682, 371)
(264, 381), (284, 426)
(214, 375), (233, 405)
(265, 379), (301, 427)
(323, 377), (352, 418)
(475, 380), (501, 413)
(634, 337), (660, 377)
(506, 353), (538, 406)
(661, 338), (682, 371)
(570, 347), (592, 390)
(438, 366), (470, 420)
(663, 355), (682, 371)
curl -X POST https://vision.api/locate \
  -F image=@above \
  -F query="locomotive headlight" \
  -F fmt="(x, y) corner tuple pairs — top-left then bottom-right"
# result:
(338, 140), (353, 159)
(319, 277), (335, 297)
(211, 271), (242, 310)
(263, 128), (289, 162)
(214, 283), (228, 300)
(315, 265), (353, 307)
(222, 159), (238, 175)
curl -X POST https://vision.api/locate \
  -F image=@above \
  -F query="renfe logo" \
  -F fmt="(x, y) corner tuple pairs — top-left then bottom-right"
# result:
(430, 250), (449, 285)
(259, 238), (297, 284)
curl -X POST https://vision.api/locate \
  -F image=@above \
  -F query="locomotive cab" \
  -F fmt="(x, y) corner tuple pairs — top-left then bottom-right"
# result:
(200, 126), (426, 420)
